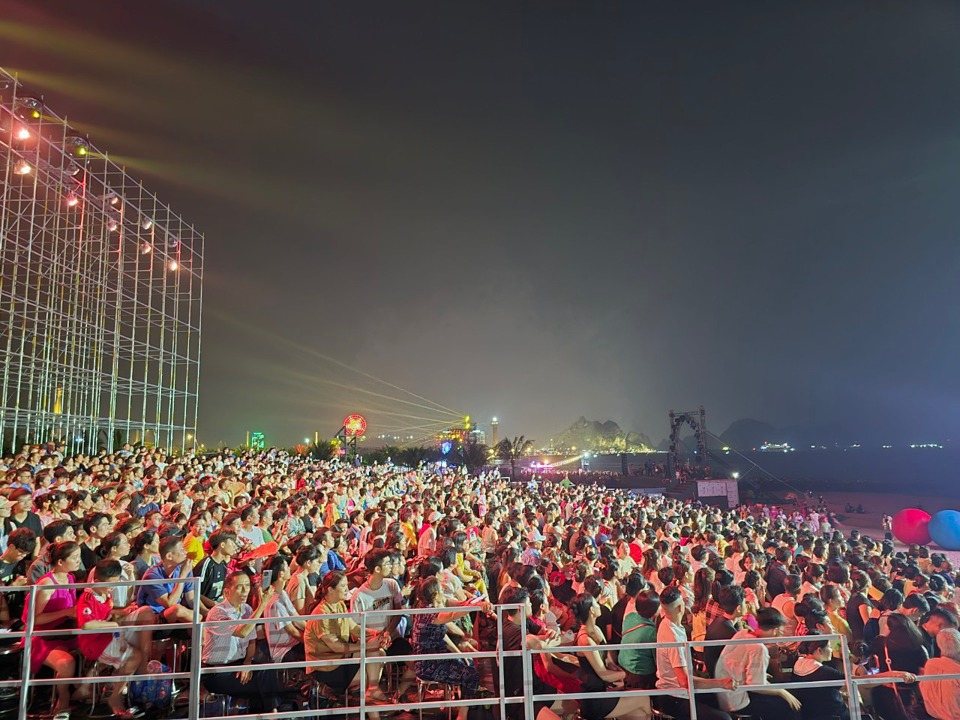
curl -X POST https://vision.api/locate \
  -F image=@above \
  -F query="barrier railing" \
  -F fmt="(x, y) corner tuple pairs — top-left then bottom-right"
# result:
(4, 578), (960, 720)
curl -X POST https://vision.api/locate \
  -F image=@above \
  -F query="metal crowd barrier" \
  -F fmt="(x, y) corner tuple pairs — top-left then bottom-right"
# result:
(5, 578), (960, 720)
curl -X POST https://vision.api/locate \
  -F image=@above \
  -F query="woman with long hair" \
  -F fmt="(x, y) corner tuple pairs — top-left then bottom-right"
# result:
(794, 634), (916, 720)
(690, 566), (716, 648)
(570, 592), (650, 720)
(286, 545), (322, 615)
(641, 549), (662, 592)
(871, 613), (928, 720)
(410, 576), (491, 720)
(303, 571), (385, 703)
(846, 570), (874, 643)
(130, 529), (159, 579)
(27, 541), (82, 716)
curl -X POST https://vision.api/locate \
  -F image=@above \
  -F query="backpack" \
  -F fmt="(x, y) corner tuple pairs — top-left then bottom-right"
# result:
(128, 660), (174, 709)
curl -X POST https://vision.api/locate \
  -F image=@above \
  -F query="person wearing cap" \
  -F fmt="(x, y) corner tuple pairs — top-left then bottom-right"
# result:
(521, 527), (546, 567)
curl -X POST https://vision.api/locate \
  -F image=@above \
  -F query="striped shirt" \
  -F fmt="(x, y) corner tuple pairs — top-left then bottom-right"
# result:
(202, 601), (253, 666)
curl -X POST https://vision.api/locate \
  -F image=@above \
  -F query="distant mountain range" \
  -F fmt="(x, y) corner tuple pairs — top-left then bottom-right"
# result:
(551, 416), (854, 454)
(550, 416), (654, 453)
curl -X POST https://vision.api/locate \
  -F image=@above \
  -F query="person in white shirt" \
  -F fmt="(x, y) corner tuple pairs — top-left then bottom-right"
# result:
(351, 549), (415, 701)
(262, 555), (304, 663)
(237, 505), (265, 549)
(654, 586), (734, 720)
(919, 628), (960, 720)
(715, 607), (802, 719)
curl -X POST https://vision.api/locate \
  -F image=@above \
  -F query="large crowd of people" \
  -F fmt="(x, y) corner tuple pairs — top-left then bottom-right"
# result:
(1, 441), (959, 720)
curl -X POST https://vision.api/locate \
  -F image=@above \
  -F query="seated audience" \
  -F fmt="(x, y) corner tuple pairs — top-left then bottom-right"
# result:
(715, 607), (802, 719)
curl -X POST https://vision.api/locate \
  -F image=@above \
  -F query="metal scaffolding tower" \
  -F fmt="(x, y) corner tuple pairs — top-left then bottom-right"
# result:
(0, 68), (203, 454)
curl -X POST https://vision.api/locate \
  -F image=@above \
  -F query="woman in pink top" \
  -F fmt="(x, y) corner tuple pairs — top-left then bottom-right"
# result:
(25, 541), (82, 716)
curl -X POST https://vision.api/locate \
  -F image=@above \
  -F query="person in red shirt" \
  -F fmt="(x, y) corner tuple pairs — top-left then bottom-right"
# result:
(77, 559), (143, 718)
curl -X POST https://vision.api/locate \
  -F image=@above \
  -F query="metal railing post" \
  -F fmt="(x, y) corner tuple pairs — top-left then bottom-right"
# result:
(682, 640), (699, 720)
(839, 635), (862, 719)
(19, 588), (36, 719)
(520, 604), (535, 720)
(359, 611), (367, 720)
(496, 605), (506, 720)
(188, 591), (203, 720)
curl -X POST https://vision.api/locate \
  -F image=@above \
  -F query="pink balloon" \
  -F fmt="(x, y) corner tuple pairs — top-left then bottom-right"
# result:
(892, 508), (932, 545)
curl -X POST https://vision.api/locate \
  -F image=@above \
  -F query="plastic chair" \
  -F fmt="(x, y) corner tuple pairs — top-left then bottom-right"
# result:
(416, 679), (458, 720)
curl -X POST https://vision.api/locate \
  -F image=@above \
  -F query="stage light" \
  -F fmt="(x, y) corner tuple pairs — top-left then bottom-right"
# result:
(140, 242), (152, 255)
(65, 136), (89, 158)
(141, 217), (153, 230)
(168, 261), (179, 271)
(66, 194), (79, 207)
(15, 127), (30, 140)
(14, 97), (43, 121)
(106, 192), (119, 205)
(108, 220), (119, 232)
(14, 160), (31, 175)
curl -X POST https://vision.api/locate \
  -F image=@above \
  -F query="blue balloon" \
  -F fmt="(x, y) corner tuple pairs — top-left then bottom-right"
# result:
(928, 509), (960, 551)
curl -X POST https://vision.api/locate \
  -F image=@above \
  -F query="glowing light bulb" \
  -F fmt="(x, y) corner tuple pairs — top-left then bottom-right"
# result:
(16, 128), (30, 140)
(168, 261), (179, 271)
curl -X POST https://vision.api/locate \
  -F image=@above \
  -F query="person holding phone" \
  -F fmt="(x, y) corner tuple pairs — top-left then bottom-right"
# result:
(793, 634), (915, 720)
(201, 571), (285, 713)
(262, 556), (305, 664)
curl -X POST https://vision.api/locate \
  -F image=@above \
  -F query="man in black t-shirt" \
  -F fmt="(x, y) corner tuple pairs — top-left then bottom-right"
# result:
(764, 547), (791, 600)
(80, 512), (111, 572)
(705, 585), (745, 678)
(195, 530), (236, 613)
(3, 488), (42, 558)
(499, 586), (562, 720)
(0, 528), (35, 625)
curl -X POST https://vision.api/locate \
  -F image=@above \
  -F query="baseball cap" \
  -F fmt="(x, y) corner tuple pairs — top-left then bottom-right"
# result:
(527, 527), (546, 543)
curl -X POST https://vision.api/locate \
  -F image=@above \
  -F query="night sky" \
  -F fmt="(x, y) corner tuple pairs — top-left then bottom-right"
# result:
(4, 1), (960, 448)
